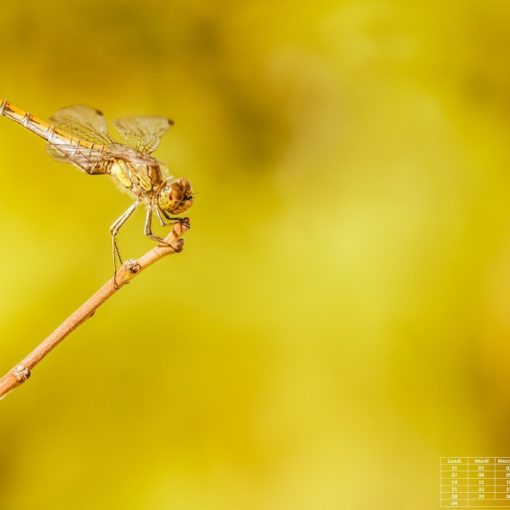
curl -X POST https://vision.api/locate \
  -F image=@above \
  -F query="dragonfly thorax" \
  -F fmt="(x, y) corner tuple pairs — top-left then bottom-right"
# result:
(109, 155), (164, 198)
(157, 177), (193, 215)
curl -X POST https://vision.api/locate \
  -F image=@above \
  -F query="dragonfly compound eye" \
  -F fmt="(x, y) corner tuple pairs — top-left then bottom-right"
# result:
(158, 178), (194, 215)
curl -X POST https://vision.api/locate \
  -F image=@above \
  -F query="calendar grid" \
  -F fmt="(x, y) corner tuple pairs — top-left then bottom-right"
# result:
(441, 457), (510, 507)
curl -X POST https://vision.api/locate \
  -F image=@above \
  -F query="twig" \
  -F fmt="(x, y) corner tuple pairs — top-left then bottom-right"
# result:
(0, 221), (190, 400)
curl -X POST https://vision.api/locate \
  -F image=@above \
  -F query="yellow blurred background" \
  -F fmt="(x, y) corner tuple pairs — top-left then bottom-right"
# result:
(1, 0), (510, 508)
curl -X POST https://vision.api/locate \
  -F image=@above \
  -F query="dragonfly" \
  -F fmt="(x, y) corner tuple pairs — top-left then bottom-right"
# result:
(0, 99), (193, 283)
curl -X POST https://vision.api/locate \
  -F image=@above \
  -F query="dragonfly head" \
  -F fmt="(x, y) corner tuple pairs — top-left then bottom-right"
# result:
(157, 177), (194, 215)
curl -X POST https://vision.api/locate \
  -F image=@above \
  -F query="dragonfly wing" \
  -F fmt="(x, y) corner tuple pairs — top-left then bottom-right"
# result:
(49, 105), (114, 145)
(46, 143), (109, 174)
(113, 116), (173, 153)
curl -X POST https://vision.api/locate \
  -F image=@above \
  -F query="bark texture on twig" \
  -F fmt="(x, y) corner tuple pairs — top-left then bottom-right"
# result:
(0, 221), (189, 400)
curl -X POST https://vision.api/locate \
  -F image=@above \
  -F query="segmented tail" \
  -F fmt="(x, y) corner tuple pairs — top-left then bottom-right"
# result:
(0, 99), (96, 149)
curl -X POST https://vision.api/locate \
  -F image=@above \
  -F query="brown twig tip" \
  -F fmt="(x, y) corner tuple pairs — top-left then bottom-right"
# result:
(173, 238), (185, 253)
(0, 220), (190, 400)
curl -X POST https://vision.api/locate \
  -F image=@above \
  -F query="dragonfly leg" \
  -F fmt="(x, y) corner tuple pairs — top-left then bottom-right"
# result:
(154, 206), (167, 226)
(160, 209), (190, 227)
(144, 207), (174, 247)
(110, 201), (139, 286)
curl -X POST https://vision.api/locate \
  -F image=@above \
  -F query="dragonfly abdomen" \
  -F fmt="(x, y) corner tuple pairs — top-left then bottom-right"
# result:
(0, 100), (54, 140)
(0, 99), (100, 151)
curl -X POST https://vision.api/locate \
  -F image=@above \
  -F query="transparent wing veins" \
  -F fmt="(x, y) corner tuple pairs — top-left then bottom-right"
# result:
(46, 143), (109, 174)
(49, 105), (114, 145)
(113, 116), (173, 153)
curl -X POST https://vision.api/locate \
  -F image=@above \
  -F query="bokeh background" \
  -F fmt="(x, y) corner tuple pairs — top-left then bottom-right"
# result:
(1, 1), (510, 508)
